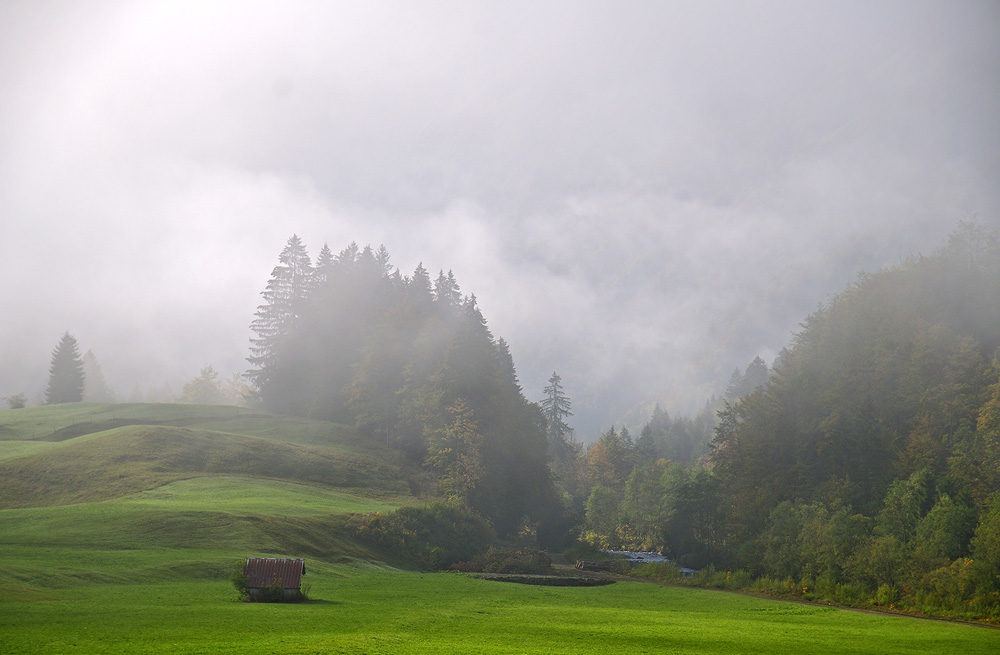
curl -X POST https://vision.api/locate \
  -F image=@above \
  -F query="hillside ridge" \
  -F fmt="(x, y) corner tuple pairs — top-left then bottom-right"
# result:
(0, 404), (424, 509)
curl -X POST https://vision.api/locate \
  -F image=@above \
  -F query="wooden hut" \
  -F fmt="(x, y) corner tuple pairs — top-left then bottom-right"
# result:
(243, 557), (306, 601)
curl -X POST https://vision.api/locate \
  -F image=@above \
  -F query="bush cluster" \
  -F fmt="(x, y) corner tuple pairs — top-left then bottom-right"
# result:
(230, 561), (249, 601)
(622, 559), (999, 623)
(476, 546), (552, 575)
(351, 502), (496, 570)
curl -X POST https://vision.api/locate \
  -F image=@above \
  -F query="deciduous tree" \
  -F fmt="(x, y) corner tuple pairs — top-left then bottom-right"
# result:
(177, 364), (225, 405)
(4, 393), (26, 409)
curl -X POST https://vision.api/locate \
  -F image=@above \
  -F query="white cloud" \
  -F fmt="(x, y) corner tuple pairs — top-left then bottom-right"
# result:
(1, 1), (997, 432)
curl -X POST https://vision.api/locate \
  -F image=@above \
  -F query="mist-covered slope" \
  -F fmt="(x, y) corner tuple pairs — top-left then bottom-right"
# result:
(0, 402), (366, 449)
(712, 222), (1000, 531)
(0, 403), (428, 592)
(0, 403), (422, 509)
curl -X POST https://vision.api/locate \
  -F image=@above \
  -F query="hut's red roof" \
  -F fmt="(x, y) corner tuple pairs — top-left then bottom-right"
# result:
(243, 558), (305, 589)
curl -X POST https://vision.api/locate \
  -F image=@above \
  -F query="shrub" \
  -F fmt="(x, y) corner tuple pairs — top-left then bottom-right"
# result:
(814, 573), (838, 599)
(752, 575), (783, 594)
(691, 564), (729, 588)
(875, 583), (900, 607)
(230, 560), (249, 601)
(708, 569), (729, 589)
(727, 570), (753, 590)
(630, 562), (681, 583)
(835, 583), (869, 606)
(352, 502), (496, 570)
(447, 560), (479, 573)
(799, 574), (815, 598)
(610, 559), (633, 575)
(477, 546), (552, 575)
(257, 579), (285, 603)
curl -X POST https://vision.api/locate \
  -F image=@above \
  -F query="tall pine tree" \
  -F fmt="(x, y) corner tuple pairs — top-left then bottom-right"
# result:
(45, 332), (85, 404)
(247, 234), (313, 407)
(312, 242), (335, 289)
(541, 371), (574, 448)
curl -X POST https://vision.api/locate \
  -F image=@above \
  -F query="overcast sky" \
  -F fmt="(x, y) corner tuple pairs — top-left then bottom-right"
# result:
(2, 0), (997, 436)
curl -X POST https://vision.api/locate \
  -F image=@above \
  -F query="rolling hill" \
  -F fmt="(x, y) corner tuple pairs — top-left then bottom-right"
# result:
(0, 402), (428, 590)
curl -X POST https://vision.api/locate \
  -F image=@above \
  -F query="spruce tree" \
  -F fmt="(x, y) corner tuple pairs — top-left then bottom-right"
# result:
(433, 269), (462, 310)
(45, 332), (85, 404)
(247, 234), (313, 399)
(313, 242), (335, 288)
(495, 338), (520, 391)
(541, 371), (574, 448)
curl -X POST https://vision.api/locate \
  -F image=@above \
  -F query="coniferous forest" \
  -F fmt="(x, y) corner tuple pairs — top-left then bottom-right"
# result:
(244, 221), (1000, 620)
(574, 221), (1000, 619)
(246, 237), (561, 541)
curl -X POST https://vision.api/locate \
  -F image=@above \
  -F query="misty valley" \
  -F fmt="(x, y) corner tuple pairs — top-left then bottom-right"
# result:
(2, 221), (999, 653)
(4, 1), (998, 651)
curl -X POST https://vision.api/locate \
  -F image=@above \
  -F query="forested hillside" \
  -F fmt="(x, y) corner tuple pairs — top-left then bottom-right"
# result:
(247, 238), (561, 539)
(713, 221), (1000, 540)
(575, 222), (1000, 619)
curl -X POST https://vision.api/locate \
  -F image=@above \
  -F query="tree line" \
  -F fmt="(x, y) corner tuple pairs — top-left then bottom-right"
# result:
(557, 221), (1000, 620)
(14, 333), (246, 409)
(246, 236), (562, 540)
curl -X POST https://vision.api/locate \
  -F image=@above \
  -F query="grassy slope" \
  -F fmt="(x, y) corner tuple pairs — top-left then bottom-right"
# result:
(0, 424), (413, 508)
(0, 402), (416, 585)
(1, 403), (996, 653)
(0, 402), (375, 450)
(0, 403), (420, 509)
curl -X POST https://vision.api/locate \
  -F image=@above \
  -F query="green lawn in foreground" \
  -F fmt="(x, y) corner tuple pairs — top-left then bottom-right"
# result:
(1, 567), (996, 655)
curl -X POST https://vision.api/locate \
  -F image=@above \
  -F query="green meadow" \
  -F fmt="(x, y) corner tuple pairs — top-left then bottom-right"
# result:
(1, 404), (997, 654)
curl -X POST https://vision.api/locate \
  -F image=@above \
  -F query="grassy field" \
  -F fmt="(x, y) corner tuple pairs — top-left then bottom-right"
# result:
(3, 567), (997, 654)
(1, 403), (997, 654)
